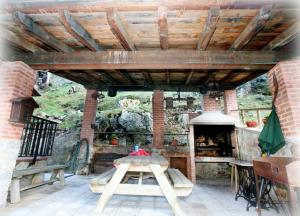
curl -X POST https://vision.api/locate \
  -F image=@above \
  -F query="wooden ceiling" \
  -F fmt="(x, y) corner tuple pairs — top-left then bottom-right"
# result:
(1, 0), (300, 91)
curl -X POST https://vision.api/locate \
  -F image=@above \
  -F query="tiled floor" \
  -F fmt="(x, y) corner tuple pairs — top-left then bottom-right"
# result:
(0, 175), (282, 216)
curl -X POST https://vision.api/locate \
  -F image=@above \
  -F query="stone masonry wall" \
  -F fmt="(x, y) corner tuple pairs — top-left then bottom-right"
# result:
(0, 62), (36, 207)
(236, 127), (293, 161)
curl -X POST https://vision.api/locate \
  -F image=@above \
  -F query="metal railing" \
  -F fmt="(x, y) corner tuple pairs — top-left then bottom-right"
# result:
(19, 116), (58, 162)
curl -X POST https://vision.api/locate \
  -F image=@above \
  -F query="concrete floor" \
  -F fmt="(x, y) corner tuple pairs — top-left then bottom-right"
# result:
(0, 175), (282, 216)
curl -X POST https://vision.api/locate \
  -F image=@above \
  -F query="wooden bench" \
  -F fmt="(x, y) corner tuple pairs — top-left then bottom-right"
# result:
(10, 164), (67, 203)
(90, 168), (193, 197)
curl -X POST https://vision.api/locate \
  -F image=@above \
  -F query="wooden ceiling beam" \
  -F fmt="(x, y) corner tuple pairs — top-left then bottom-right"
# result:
(4, 1), (286, 14)
(84, 70), (108, 86)
(218, 71), (240, 83)
(13, 11), (74, 52)
(230, 5), (273, 50)
(60, 10), (104, 51)
(198, 72), (214, 85)
(158, 5), (168, 50)
(143, 71), (153, 85)
(1, 28), (46, 53)
(166, 70), (170, 84)
(118, 70), (138, 85)
(100, 72), (121, 85)
(185, 70), (194, 85)
(263, 22), (300, 50)
(233, 71), (267, 87)
(106, 8), (136, 51)
(13, 50), (287, 70)
(197, 6), (220, 50)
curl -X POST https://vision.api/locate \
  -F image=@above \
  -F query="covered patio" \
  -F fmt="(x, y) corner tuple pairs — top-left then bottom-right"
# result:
(0, 175), (277, 216)
(0, 0), (300, 216)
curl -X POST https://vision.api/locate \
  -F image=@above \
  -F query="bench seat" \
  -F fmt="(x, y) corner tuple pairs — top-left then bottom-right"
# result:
(167, 168), (193, 188)
(89, 168), (193, 197)
(10, 164), (67, 204)
(90, 168), (116, 186)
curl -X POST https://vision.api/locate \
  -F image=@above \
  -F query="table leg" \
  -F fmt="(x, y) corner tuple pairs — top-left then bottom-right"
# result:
(235, 165), (238, 193)
(150, 164), (186, 216)
(231, 165), (234, 191)
(95, 163), (130, 214)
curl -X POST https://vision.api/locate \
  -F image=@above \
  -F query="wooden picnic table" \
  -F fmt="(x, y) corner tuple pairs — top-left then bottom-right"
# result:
(92, 155), (192, 216)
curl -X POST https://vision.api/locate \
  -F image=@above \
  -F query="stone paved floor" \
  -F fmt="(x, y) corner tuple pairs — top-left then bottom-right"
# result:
(0, 175), (283, 216)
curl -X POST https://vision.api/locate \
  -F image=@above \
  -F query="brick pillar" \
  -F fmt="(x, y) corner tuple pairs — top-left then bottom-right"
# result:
(202, 94), (221, 111)
(152, 90), (164, 148)
(268, 60), (300, 157)
(224, 89), (240, 121)
(0, 62), (36, 207)
(80, 89), (98, 146)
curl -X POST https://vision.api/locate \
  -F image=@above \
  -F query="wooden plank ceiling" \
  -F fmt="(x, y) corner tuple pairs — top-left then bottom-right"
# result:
(1, 0), (300, 91)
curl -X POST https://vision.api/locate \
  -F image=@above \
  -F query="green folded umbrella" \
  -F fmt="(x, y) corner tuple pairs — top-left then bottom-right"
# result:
(258, 105), (285, 155)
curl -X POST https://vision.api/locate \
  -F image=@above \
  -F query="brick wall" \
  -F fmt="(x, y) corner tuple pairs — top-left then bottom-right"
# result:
(80, 89), (98, 146)
(0, 62), (36, 207)
(203, 94), (221, 111)
(152, 90), (164, 148)
(224, 89), (240, 120)
(268, 60), (300, 157)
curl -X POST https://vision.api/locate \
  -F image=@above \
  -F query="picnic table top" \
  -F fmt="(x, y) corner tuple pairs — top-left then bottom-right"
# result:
(114, 155), (169, 167)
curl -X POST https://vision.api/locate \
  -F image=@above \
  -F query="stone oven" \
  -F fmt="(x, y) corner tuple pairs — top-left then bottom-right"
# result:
(189, 112), (237, 179)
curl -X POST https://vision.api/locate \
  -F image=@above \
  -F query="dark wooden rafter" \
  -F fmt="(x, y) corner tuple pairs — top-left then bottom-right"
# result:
(117, 70), (138, 85)
(230, 5), (273, 50)
(166, 70), (170, 84)
(84, 70), (108, 87)
(197, 6), (220, 50)
(15, 50), (287, 70)
(100, 72), (121, 85)
(106, 8), (136, 51)
(4, 1), (283, 14)
(218, 71), (240, 83)
(263, 22), (300, 50)
(185, 70), (194, 84)
(158, 5), (168, 50)
(13, 11), (74, 52)
(233, 71), (267, 87)
(1, 28), (46, 53)
(198, 72), (214, 85)
(142, 71), (153, 85)
(59, 10), (104, 51)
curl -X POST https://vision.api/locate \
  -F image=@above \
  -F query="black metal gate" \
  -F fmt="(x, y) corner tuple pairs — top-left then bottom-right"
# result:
(19, 116), (58, 163)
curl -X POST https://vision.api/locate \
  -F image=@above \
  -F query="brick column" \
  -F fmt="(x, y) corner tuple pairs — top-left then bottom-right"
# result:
(152, 90), (164, 148)
(268, 60), (300, 157)
(0, 62), (36, 207)
(80, 89), (98, 146)
(202, 94), (221, 111)
(224, 89), (240, 121)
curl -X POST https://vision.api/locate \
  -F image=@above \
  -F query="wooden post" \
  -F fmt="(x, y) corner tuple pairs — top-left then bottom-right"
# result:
(256, 109), (261, 128)
(241, 110), (246, 125)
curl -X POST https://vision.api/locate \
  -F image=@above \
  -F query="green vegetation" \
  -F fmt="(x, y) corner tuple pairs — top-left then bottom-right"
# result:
(34, 74), (272, 129)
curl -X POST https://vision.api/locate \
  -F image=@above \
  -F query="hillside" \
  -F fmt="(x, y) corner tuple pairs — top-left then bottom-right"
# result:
(34, 74), (272, 130)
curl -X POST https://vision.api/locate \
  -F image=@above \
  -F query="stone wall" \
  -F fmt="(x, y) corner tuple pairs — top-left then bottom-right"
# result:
(236, 127), (293, 161)
(0, 62), (36, 207)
